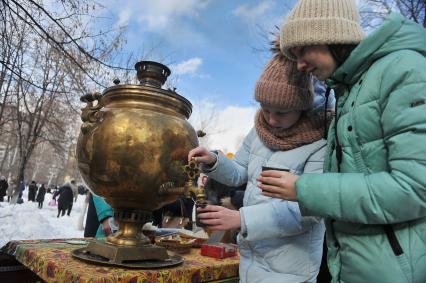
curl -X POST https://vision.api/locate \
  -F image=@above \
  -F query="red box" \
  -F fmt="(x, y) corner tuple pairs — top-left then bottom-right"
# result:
(200, 243), (238, 259)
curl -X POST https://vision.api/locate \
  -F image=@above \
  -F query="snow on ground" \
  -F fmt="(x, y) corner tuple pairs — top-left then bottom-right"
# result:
(0, 189), (87, 248)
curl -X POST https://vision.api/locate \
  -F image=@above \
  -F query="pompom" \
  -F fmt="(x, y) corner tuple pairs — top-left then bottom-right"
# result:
(270, 27), (285, 60)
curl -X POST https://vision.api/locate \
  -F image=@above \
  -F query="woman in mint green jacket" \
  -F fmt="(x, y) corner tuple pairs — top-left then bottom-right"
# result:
(258, 0), (426, 282)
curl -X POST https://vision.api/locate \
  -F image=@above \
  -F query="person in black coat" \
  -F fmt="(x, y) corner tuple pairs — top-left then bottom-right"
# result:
(203, 177), (246, 209)
(84, 192), (101, 237)
(17, 181), (25, 204)
(0, 176), (8, 202)
(53, 182), (74, 217)
(36, 184), (46, 209)
(28, 181), (37, 202)
(152, 197), (194, 230)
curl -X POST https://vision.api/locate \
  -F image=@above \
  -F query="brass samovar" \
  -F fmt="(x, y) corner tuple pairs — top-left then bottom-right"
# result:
(73, 61), (203, 268)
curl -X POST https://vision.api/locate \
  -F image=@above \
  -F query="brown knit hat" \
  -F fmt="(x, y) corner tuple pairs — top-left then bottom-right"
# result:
(255, 51), (313, 110)
(280, 0), (364, 60)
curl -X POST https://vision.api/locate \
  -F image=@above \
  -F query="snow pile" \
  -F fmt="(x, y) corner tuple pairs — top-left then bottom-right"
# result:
(0, 190), (86, 248)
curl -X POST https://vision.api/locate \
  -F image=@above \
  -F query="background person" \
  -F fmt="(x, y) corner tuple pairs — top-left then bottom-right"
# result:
(0, 176), (8, 202)
(91, 194), (116, 237)
(28, 180), (37, 202)
(36, 184), (46, 209)
(16, 180), (25, 204)
(6, 179), (14, 202)
(70, 179), (78, 202)
(54, 181), (74, 217)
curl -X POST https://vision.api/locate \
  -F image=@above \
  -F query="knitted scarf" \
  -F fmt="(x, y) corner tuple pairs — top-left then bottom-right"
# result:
(255, 109), (329, 151)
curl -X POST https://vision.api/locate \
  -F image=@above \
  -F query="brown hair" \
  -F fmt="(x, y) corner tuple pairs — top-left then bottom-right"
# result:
(328, 44), (358, 67)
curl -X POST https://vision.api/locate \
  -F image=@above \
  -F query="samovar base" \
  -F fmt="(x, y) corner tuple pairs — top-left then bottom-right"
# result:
(72, 240), (183, 268)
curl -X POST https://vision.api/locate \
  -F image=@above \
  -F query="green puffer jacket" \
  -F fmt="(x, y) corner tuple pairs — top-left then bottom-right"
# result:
(295, 13), (426, 283)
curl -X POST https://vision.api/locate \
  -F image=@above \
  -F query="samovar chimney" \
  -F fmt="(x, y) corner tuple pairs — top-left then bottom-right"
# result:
(135, 61), (171, 88)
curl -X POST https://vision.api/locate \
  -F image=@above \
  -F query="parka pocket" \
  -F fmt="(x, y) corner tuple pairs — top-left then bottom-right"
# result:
(395, 253), (412, 283)
(385, 225), (412, 283)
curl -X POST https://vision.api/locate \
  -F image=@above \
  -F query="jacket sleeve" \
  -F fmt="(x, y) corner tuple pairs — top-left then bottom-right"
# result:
(296, 52), (426, 224)
(241, 143), (325, 241)
(202, 128), (256, 187)
(303, 141), (327, 174)
(72, 186), (78, 198)
(92, 194), (113, 222)
(53, 188), (61, 200)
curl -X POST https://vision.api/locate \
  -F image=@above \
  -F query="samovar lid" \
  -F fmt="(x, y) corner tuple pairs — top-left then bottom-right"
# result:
(101, 61), (193, 119)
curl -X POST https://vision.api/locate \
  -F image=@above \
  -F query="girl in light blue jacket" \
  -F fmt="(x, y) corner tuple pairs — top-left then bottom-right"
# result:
(189, 47), (329, 283)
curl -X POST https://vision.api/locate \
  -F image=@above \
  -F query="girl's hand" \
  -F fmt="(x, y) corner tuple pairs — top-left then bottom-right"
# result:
(197, 205), (241, 231)
(102, 217), (112, 236)
(257, 170), (299, 201)
(188, 146), (217, 165)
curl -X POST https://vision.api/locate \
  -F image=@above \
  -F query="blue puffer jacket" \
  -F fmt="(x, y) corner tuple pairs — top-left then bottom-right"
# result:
(204, 128), (326, 283)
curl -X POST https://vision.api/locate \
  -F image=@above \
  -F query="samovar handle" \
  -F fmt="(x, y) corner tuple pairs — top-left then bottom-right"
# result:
(80, 92), (103, 134)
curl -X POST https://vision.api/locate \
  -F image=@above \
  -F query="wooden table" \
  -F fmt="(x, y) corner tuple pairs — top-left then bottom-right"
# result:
(0, 239), (239, 283)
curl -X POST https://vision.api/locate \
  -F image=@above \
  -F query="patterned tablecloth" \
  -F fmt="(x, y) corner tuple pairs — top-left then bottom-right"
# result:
(1, 239), (240, 283)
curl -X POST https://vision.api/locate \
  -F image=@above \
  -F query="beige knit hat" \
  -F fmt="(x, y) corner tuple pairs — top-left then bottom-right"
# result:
(255, 53), (313, 110)
(280, 0), (364, 59)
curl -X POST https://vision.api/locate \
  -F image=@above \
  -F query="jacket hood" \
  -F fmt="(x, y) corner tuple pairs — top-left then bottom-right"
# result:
(330, 13), (426, 86)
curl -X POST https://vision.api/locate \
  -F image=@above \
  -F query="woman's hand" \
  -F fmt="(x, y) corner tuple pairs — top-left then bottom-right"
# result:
(197, 205), (241, 231)
(257, 170), (299, 201)
(188, 146), (217, 166)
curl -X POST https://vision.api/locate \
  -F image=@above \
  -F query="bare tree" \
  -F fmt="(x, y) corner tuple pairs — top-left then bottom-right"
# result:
(0, 0), (176, 196)
(1, 0), (128, 86)
(0, 3), (27, 132)
(360, 0), (426, 28)
(188, 97), (228, 150)
(0, 0), (132, 195)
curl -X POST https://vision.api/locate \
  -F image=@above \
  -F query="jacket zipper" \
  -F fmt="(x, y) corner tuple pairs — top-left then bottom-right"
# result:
(333, 84), (404, 258)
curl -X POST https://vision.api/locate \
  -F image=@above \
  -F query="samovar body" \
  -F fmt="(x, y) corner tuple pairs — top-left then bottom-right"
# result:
(77, 86), (198, 210)
(74, 61), (199, 266)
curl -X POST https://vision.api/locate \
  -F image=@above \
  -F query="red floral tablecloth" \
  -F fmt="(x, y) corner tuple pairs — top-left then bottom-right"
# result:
(1, 239), (239, 283)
